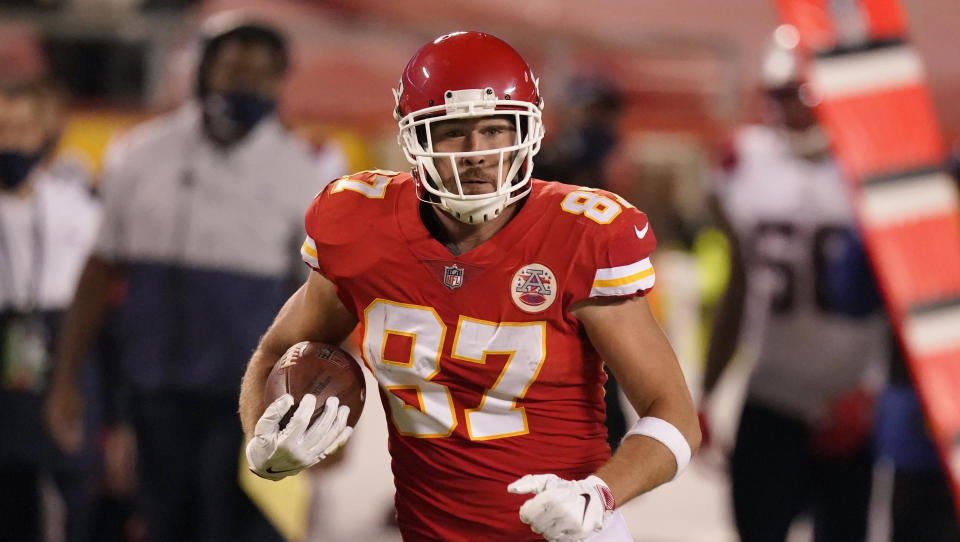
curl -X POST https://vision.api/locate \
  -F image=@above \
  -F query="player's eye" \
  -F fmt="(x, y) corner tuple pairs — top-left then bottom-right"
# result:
(484, 125), (514, 137)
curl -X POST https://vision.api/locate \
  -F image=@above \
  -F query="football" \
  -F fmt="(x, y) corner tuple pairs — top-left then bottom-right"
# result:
(264, 341), (366, 429)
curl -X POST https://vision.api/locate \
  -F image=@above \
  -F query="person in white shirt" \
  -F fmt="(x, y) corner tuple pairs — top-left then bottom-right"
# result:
(701, 25), (887, 542)
(45, 16), (345, 542)
(0, 76), (101, 542)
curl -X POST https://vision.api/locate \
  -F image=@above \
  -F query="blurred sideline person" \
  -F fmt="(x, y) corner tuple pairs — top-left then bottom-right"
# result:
(534, 74), (632, 452)
(535, 73), (624, 191)
(700, 25), (887, 542)
(239, 31), (700, 542)
(0, 77), (102, 541)
(45, 15), (344, 542)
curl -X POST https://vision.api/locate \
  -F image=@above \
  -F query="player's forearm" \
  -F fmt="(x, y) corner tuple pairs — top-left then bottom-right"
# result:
(702, 264), (745, 397)
(594, 429), (678, 504)
(239, 275), (358, 438)
(572, 296), (700, 503)
(51, 255), (118, 386)
(239, 342), (287, 438)
(240, 283), (312, 436)
(594, 398), (700, 505)
(703, 198), (746, 398)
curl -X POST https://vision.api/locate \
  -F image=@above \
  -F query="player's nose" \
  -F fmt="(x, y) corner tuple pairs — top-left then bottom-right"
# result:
(461, 131), (487, 166)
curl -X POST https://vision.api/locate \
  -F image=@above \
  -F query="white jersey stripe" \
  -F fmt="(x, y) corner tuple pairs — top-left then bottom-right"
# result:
(593, 258), (653, 282)
(593, 267), (654, 289)
(591, 258), (655, 296)
(590, 274), (655, 298)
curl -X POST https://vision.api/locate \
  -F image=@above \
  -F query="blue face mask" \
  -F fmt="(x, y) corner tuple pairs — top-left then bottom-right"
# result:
(202, 90), (276, 145)
(0, 149), (44, 191)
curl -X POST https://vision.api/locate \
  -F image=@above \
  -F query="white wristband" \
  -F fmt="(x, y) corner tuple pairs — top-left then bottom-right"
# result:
(622, 416), (691, 480)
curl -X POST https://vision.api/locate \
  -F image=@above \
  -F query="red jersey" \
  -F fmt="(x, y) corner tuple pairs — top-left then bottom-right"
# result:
(301, 171), (656, 541)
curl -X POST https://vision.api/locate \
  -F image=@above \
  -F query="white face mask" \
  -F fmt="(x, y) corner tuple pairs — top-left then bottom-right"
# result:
(396, 88), (544, 224)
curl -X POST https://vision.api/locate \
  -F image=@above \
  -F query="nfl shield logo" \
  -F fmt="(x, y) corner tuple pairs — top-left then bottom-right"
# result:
(443, 264), (464, 290)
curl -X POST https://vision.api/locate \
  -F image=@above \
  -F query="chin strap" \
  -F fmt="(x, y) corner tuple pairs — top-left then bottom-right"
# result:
(440, 193), (509, 224)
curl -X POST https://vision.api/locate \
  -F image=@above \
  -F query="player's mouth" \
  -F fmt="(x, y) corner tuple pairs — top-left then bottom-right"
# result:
(459, 179), (495, 194)
(457, 168), (498, 194)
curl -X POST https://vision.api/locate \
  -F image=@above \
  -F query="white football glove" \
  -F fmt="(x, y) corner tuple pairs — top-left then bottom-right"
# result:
(508, 474), (616, 542)
(245, 394), (352, 481)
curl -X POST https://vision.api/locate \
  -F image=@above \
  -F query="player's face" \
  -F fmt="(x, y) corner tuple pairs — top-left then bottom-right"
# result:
(768, 83), (817, 132)
(204, 40), (282, 99)
(0, 94), (47, 153)
(429, 116), (517, 195)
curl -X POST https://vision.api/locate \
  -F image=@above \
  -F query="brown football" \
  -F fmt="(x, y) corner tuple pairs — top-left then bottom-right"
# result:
(264, 341), (366, 429)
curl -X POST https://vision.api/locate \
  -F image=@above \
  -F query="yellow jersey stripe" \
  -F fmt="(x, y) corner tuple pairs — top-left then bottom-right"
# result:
(592, 267), (655, 288)
(590, 274), (655, 297)
(302, 240), (318, 259)
(593, 257), (653, 281)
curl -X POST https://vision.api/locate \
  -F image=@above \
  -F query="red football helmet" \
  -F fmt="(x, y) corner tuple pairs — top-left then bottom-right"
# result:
(393, 31), (545, 223)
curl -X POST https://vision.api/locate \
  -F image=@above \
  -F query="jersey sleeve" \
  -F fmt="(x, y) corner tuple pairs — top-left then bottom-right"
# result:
(300, 170), (400, 279)
(300, 222), (322, 273)
(301, 180), (341, 276)
(565, 190), (657, 305)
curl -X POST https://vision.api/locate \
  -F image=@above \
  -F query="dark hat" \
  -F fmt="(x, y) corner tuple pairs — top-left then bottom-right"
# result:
(195, 13), (288, 97)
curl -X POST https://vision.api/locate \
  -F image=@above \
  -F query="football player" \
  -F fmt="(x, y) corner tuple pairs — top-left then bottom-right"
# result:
(240, 31), (700, 542)
(700, 25), (887, 541)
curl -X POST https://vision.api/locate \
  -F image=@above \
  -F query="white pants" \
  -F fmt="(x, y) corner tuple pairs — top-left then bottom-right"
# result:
(585, 511), (633, 541)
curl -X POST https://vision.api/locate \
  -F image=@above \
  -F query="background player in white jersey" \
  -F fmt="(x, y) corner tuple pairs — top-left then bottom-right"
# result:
(239, 31), (700, 542)
(700, 25), (887, 542)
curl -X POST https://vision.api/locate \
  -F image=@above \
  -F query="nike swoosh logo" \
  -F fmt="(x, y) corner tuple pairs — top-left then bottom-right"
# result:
(634, 223), (649, 239)
(581, 493), (591, 523)
(265, 466), (300, 475)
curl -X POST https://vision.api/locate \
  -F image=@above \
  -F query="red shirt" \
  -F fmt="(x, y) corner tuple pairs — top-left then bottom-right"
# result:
(302, 171), (656, 541)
